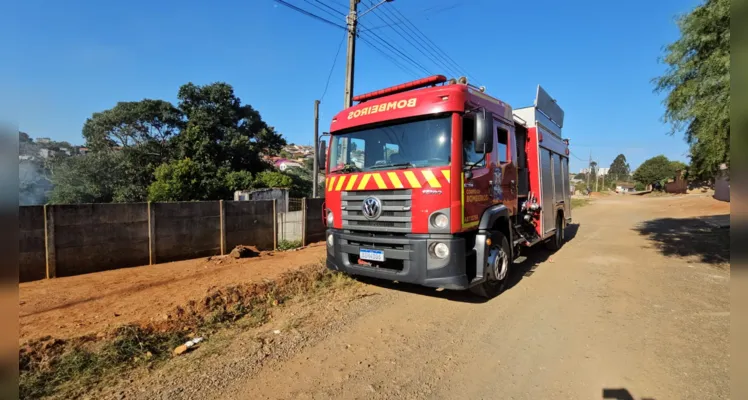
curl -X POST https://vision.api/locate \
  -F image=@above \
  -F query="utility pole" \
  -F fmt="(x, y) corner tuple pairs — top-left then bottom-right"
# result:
(343, 0), (358, 108)
(312, 99), (320, 198)
(586, 152), (591, 191)
(343, 0), (393, 108)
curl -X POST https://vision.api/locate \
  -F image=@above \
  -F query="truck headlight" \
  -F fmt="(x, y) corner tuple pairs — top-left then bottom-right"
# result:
(326, 210), (334, 227)
(430, 242), (450, 259)
(327, 234), (334, 247)
(430, 213), (449, 229)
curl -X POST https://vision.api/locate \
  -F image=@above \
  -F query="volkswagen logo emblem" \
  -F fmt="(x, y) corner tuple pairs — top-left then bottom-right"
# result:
(362, 197), (382, 220)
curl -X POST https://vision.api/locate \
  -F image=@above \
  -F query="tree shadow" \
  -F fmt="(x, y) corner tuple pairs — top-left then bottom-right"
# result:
(603, 387), (655, 400)
(633, 215), (729, 265)
(355, 223), (581, 303)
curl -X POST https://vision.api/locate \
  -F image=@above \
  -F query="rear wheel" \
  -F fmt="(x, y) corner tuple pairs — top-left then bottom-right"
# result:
(545, 213), (565, 251)
(469, 232), (511, 298)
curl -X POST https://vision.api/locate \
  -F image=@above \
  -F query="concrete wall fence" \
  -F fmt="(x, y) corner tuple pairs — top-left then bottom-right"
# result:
(19, 199), (326, 283)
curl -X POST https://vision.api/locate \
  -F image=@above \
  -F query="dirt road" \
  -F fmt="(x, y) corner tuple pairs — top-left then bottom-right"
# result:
(101, 194), (731, 399)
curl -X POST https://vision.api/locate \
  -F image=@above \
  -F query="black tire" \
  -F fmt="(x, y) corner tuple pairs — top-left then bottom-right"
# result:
(545, 213), (565, 251)
(469, 232), (511, 298)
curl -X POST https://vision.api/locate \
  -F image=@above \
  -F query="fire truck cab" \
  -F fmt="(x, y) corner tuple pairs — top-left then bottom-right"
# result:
(320, 75), (571, 297)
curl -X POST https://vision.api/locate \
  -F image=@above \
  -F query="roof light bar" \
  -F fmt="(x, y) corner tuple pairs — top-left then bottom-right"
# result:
(353, 75), (447, 103)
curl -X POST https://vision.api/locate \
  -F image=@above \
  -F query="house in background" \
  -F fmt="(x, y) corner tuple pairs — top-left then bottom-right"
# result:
(615, 183), (636, 193)
(274, 158), (302, 172)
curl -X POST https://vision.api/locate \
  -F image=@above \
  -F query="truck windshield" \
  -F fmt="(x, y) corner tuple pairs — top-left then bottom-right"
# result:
(329, 115), (451, 172)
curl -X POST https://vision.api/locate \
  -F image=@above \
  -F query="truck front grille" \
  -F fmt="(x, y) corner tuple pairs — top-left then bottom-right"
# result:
(341, 189), (412, 233)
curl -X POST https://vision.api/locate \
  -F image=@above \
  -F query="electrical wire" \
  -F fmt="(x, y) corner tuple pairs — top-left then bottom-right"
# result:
(364, 2), (462, 79)
(320, 31), (347, 103)
(301, 0), (345, 19)
(274, 0), (345, 30)
(382, 2), (482, 84)
(358, 35), (422, 78)
(359, 27), (433, 76)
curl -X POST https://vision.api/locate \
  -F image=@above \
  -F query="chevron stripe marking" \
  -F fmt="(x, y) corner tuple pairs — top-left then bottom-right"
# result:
(335, 176), (347, 191)
(345, 175), (359, 191)
(403, 171), (421, 188)
(327, 177), (336, 191)
(372, 173), (387, 189)
(387, 172), (404, 189)
(422, 170), (441, 188)
(441, 170), (451, 183)
(357, 174), (372, 190)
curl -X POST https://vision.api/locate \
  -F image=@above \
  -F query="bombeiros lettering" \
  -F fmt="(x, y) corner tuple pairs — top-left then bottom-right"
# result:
(347, 98), (418, 120)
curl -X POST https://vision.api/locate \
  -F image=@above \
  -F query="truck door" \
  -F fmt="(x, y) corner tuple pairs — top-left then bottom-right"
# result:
(461, 115), (491, 229)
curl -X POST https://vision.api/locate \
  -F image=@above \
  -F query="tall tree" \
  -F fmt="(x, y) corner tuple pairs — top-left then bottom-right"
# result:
(176, 82), (285, 171)
(654, 0), (730, 179)
(608, 154), (631, 182)
(81, 99), (184, 201)
(632, 155), (680, 186)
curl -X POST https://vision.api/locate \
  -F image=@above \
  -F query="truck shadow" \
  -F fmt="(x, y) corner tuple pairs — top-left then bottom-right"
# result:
(503, 223), (580, 293)
(355, 223), (580, 303)
(603, 387), (655, 400)
(633, 214), (729, 265)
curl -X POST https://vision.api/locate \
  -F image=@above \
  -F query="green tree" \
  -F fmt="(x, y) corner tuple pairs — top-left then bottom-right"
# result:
(632, 155), (678, 186)
(176, 82), (285, 171)
(81, 99), (184, 201)
(253, 171), (293, 189)
(608, 154), (631, 182)
(654, 0), (729, 179)
(48, 152), (126, 204)
(573, 173), (586, 180)
(148, 158), (224, 201)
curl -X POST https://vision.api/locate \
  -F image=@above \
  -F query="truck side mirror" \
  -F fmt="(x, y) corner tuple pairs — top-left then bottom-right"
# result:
(318, 138), (328, 171)
(474, 110), (494, 154)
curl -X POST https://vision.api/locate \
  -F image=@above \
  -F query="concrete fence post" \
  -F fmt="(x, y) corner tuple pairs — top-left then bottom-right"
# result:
(273, 199), (278, 251)
(219, 200), (226, 255)
(148, 201), (155, 265)
(44, 204), (56, 279)
(302, 197), (307, 247)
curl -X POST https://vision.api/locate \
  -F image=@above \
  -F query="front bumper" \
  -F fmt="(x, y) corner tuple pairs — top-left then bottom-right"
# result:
(325, 229), (470, 290)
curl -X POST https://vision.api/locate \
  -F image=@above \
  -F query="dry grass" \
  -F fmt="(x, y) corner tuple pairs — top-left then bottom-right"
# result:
(19, 263), (355, 399)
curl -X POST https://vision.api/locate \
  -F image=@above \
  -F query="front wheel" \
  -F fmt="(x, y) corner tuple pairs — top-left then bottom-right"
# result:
(469, 232), (511, 298)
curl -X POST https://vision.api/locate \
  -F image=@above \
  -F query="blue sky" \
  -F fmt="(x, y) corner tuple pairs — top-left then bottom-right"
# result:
(2, 0), (698, 173)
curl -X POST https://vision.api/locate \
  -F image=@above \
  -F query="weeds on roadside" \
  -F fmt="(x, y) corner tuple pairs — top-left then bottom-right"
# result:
(19, 263), (355, 399)
(571, 198), (591, 208)
(277, 239), (302, 250)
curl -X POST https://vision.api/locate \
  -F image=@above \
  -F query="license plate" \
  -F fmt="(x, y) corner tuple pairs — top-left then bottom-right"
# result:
(359, 249), (384, 262)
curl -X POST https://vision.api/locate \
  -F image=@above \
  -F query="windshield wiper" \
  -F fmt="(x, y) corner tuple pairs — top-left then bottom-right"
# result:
(330, 163), (362, 173)
(369, 162), (415, 170)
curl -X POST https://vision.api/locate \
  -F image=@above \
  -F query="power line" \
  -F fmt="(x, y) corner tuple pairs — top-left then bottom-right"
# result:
(300, 0), (344, 20)
(358, 35), (422, 78)
(359, 27), (433, 76)
(274, 0), (345, 30)
(384, 3), (481, 84)
(316, 0), (348, 14)
(364, 2), (462, 79)
(320, 31), (347, 103)
(307, 0), (346, 18)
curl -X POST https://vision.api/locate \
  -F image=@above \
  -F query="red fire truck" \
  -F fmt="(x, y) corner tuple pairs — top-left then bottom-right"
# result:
(318, 75), (571, 297)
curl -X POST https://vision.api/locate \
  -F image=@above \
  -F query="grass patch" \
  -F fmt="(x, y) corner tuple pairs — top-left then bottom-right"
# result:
(277, 239), (302, 251)
(571, 198), (591, 208)
(19, 264), (355, 399)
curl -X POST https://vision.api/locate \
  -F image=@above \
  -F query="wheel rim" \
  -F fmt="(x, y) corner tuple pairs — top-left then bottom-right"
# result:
(488, 245), (509, 282)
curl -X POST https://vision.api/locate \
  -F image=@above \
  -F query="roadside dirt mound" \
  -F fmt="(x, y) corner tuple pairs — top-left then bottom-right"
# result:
(19, 243), (326, 344)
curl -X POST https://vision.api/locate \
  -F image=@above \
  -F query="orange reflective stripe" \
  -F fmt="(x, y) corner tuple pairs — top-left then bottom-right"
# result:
(327, 177), (336, 191)
(403, 171), (421, 188)
(387, 172), (404, 189)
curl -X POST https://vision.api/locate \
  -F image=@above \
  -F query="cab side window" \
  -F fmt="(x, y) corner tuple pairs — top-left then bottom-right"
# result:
(462, 116), (485, 167)
(497, 127), (508, 163)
